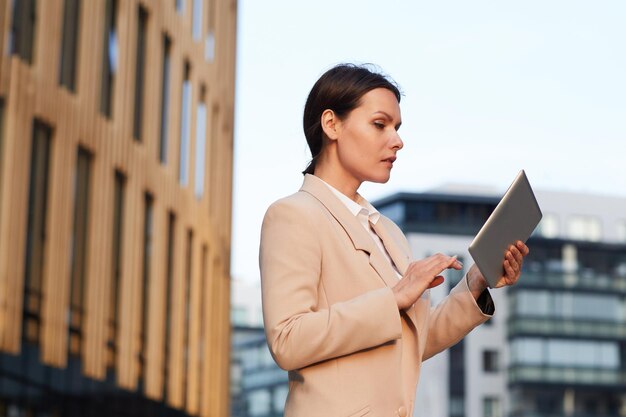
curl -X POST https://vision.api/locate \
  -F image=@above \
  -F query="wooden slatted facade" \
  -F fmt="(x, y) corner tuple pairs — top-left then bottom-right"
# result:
(0, 0), (236, 416)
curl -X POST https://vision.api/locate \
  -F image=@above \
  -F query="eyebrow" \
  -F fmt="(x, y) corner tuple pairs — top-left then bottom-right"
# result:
(373, 111), (402, 130)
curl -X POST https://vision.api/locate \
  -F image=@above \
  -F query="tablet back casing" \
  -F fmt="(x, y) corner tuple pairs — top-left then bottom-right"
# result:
(468, 170), (543, 287)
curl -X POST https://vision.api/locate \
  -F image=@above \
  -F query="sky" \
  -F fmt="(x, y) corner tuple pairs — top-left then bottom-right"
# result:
(231, 0), (626, 283)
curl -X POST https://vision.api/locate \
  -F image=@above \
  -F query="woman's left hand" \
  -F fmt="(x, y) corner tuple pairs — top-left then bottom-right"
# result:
(467, 241), (530, 298)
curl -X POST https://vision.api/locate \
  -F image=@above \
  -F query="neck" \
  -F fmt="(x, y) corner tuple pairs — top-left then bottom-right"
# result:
(313, 160), (361, 202)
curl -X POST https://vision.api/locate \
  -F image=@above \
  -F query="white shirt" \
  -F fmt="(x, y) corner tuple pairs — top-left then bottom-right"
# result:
(319, 179), (402, 278)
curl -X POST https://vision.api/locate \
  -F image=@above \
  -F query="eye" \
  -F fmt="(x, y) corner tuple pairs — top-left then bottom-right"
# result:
(373, 121), (385, 130)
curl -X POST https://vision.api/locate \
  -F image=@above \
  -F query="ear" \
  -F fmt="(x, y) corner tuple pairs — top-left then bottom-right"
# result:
(320, 109), (340, 141)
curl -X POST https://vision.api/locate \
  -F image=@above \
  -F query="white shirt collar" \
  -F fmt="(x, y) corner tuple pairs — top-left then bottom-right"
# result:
(317, 177), (381, 224)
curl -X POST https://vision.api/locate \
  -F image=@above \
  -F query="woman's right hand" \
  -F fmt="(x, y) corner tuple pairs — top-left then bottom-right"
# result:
(391, 254), (463, 310)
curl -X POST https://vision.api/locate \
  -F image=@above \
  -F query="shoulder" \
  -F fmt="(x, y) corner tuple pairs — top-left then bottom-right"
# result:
(263, 190), (323, 227)
(265, 190), (320, 215)
(260, 191), (324, 252)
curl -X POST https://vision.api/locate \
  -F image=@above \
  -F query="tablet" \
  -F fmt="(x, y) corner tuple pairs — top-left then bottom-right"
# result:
(468, 170), (543, 288)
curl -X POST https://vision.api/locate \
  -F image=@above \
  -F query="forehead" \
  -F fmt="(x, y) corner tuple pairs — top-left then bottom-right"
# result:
(355, 88), (401, 119)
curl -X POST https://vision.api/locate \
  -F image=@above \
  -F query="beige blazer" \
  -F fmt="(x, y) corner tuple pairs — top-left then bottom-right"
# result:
(260, 174), (491, 417)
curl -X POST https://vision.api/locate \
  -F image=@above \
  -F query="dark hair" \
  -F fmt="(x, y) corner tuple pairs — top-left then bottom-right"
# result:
(302, 63), (401, 175)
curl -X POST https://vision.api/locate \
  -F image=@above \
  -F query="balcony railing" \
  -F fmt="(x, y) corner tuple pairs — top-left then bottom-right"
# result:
(516, 271), (626, 293)
(510, 412), (618, 417)
(509, 365), (626, 386)
(507, 317), (626, 340)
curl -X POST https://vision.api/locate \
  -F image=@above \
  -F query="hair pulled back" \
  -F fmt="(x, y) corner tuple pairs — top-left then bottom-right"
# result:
(302, 63), (401, 175)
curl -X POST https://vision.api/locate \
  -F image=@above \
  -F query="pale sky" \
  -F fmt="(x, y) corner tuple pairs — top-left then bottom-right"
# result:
(232, 0), (626, 283)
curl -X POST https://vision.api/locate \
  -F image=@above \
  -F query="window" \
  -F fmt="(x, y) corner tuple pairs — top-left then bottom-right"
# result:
(163, 211), (176, 401)
(194, 86), (207, 198)
(133, 7), (148, 141)
(561, 243), (577, 273)
(100, 0), (118, 117)
(511, 338), (543, 365)
(192, 0), (203, 40)
(450, 396), (465, 417)
(68, 147), (93, 356)
(618, 220), (626, 243)
(181, 229), (193, 407)
(179, 62), (192, 185)
(483, 350), (499, 373)
(567, 215), (602, 241)
(159, 35), (172, 163)
(577, 243), (626, 278)
(449, 340), (465, 417)
(273, 386), (288, 413)
(511, 338), (619, 369)
(138, 192), (153, 390)
(59, 0), (81, 91)
(514, 290), (620, 322)
(547, 339), (618, 369)
(536, 213), (559, 238)
(231, 306), (248, 326)
(378, 202), (405, 225)
(10, 0), (37, 63)
(107, 170), (125, 374)
(483, 397), (501, 417)
(204, 0), (216, 61)
(248, 389), (271, 417)
(23, 120), (53, 345)
(205, 31), (215, 62)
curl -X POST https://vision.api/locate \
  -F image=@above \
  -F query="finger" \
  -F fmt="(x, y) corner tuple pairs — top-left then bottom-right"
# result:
(452, 255), (464, 269)
(422, 254), (456, 274)
(428, 276), (445, 288)
(447, 255), (463, 269)
(516, 241), (530, 256)
(503, 260), (516, 280)
(425, 253), (451, 268)
(449, 258), (463, 270)
(434, 257), (462, 275)
(510, 245), (523, 264)
(506, 251), (520, 271)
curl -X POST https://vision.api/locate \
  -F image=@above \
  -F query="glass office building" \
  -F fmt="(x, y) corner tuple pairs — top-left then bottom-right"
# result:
(230, 280), (288, 417)
(0, 0), (237, 416)
(374, 187), (626, 417)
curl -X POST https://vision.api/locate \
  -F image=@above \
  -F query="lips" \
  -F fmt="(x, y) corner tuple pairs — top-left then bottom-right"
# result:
(382, 156), (397, 163)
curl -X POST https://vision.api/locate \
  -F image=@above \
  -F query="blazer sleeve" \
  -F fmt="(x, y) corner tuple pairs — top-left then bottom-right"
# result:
(260, 199), (403, 371)
(422, 277), (493, 361)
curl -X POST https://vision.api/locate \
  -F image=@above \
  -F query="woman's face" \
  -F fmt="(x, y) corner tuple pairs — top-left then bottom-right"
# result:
(333, 88), (403, 185)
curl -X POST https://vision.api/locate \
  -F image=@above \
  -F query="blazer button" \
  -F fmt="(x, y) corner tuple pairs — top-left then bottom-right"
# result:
(397, 406), (407, 417)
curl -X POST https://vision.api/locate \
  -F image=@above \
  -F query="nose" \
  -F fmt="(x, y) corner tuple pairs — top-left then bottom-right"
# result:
(391, 131), (403, 151)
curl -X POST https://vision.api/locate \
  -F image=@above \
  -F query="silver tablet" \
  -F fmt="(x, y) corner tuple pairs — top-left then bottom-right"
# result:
(468, 170), (543, 288)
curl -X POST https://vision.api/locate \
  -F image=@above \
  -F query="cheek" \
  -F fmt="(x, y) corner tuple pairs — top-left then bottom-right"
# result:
(339, 125), (383, 170)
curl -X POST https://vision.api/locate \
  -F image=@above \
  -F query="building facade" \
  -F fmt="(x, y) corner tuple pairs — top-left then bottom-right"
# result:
(374, 187), (626, 417)
(230, 280), (288, 417)
(0, 0), (236, 416)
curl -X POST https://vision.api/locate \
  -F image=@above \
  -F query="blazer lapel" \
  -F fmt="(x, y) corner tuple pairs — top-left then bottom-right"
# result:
(369, 218), (410, 276)
(300, 175), (399, 289)
(370, 218), (421, 330)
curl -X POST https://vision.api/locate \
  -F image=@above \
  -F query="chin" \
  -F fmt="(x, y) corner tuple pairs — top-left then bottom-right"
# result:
(367, 172), (391, 184)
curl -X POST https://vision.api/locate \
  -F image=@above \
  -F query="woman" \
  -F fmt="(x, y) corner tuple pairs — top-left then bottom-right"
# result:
(259, 64), (529, 417)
